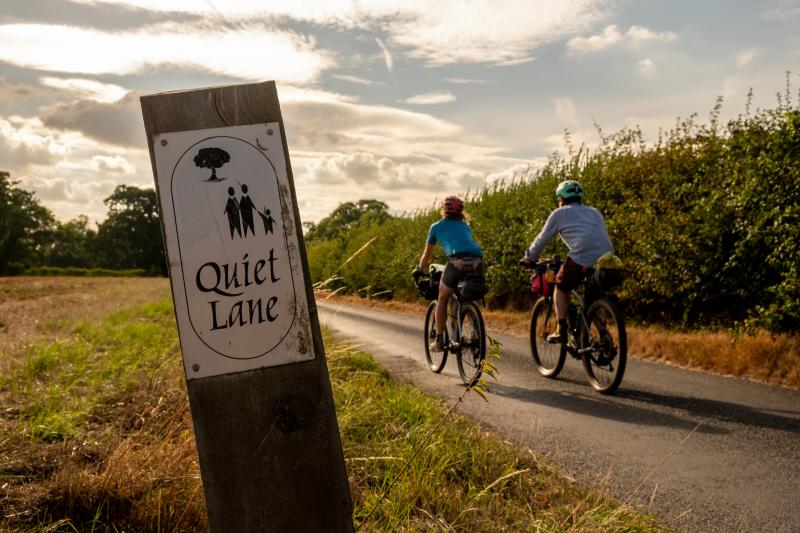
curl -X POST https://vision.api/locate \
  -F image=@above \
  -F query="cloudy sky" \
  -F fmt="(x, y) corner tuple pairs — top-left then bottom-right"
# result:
(1, 0), (798, 224)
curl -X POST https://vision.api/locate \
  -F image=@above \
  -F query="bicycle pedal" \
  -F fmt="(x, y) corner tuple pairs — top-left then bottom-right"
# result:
(449, 342), (461, 350)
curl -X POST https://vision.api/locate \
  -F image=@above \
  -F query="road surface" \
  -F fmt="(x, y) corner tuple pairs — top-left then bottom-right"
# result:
(318, 301), (800, 533)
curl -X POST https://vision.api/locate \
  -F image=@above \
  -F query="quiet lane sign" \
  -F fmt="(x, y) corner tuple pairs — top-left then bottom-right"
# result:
(154, 123), (315, 379)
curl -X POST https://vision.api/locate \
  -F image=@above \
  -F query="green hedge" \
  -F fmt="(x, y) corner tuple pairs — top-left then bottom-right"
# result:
(307, 96), (800, 332)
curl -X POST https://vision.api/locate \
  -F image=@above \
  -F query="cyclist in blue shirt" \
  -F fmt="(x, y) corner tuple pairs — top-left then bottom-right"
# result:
(415, 196), (484, 352)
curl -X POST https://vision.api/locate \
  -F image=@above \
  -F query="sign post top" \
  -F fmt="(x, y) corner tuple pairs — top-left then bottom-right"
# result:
(154, 122), (314, 379)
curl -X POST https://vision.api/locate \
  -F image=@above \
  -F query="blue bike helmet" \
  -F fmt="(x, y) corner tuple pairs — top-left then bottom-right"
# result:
(555, 180), (584, 201)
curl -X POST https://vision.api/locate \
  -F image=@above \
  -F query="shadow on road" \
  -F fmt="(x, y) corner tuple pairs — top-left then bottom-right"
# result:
(489, 379), (800, 435)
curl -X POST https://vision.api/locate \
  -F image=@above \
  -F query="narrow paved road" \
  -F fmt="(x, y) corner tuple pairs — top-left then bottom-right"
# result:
(318, 301), (800, 533)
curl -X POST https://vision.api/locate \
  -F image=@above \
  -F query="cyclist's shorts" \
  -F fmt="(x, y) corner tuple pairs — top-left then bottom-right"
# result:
(555, 257), (591, 292)
(442, 254), (484, 289)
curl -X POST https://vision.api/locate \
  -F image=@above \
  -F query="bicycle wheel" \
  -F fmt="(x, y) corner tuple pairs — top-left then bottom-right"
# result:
(582, 297), (627, 394)
(424, 301), (448, 372)
(529, 297), (566, 378)
(456, 302), (486, 386)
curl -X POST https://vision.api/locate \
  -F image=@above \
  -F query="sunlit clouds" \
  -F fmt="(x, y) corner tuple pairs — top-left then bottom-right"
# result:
(0, 0), (795, 224)
(567, 24), (677, 54)
(0, 23), (332, 83)
(637, 58), (656, 75)
(55, 0), (610, 66)
(375, 38), (395, 74)
(0, 117), (66, 169)
(39, 78), (128, 103)
(402, 92), (457, 105)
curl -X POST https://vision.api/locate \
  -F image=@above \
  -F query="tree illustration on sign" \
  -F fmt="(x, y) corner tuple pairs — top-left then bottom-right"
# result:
(194, 147), (230, 181)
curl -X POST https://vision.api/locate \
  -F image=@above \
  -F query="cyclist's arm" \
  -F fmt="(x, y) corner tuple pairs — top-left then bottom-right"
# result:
(418, 243), (435, 270)
(525, 211), (560, 261)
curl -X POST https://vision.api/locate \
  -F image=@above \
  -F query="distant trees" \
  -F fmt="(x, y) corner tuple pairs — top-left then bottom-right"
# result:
(0, 171), (56, 274)
(0, 174), (165, 275)
(94, 185), (166, 274)
(48, 215), (96, 268)
(305, 199), (391, 242)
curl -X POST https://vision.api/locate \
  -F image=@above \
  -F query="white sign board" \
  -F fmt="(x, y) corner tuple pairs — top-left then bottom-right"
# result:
(154, 123), (315, 379)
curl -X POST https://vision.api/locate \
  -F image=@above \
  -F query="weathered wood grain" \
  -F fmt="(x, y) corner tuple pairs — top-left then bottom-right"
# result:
(141, 82), (353, 533)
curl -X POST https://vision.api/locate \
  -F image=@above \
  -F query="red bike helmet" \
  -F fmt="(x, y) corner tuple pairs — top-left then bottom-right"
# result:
(442, 196), (464, 217)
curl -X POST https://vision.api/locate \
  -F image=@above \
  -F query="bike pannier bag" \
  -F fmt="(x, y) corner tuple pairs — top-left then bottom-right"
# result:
(458, 274), (489, 301)
(595, 267), (624, 290)
(531, 270), (554, 297)
(416, 278), (439, 300)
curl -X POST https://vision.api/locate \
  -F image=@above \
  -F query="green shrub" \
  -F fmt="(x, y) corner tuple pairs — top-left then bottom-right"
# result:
(307, 89), (800, 332)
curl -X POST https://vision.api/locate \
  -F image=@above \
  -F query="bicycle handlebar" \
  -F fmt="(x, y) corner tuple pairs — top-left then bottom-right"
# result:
(520, 257), (559, 272)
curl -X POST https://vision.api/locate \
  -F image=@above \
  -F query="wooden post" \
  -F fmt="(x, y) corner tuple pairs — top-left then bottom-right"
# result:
(140, 82), (353, 532)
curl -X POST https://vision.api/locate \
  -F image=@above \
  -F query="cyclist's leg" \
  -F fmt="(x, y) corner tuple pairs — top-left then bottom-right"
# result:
(551, 258), (583, 342)
(554, 286), (568, 320)
(435, 262), (458, 337)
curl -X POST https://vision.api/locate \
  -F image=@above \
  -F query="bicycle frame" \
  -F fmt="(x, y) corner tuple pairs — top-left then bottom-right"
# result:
(446, 294), (463, 349)
(525, 257), (627, 394)
(540, 289), (592, 358)
(566, 290), (585, 355)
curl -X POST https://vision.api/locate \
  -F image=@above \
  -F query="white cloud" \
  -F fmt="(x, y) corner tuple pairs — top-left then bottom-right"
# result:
(0, 117), (66, 169)
(624, 25), (677, 44)
(637, 58), (656, 74)
(18, 173), (119, 217)
(282, 100), (462, 153)
(308, 152), (430, 188)
(332, 74), (382, 86)
(387, 1), (608, 65)
(493, 56), (537, 67)
(63, 0), (610, 66)
(567, 24), (676, 54)
(402, 92), (457, 105)
(278, 95), (528, 219)
(736, 49), (757, 69)
(444, 78), (491, 84)
(92, 155), (136, 174)
(305, 151), (487, 192)
(484, 162), (535, 185)
(41, 92), (145, 147)
(761, 3), (800, 21)
(39, 77), (127, 103)
(551, 97), (578, 125)
(0, 22), (333, 83)
(375, 38), (394, 73)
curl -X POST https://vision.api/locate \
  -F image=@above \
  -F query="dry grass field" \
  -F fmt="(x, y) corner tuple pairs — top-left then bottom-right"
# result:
(0, 276), (170, 368)
(0, 277), (669, 531)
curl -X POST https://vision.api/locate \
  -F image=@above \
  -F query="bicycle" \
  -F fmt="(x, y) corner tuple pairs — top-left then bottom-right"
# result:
(414, 265), (487, 386)
(523, 257), (627, 394)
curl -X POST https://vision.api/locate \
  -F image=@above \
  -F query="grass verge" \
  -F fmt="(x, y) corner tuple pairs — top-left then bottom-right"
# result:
(0, 293), (667, 531)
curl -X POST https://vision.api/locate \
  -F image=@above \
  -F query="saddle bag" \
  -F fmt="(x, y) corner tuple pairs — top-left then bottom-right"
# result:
(458, 274), (489, 301)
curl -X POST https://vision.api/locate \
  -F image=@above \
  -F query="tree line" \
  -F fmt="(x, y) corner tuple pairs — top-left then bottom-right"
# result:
(305, 90), (800, 333)
(0, 171), (166, 276)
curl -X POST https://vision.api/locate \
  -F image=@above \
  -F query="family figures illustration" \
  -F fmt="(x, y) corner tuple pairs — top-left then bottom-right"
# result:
(224, 183), (276, 239)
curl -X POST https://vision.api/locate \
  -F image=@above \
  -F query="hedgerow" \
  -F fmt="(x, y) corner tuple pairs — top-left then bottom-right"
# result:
(307, 84), (800, 332)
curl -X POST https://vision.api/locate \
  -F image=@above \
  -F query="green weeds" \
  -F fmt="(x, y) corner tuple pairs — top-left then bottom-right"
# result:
(326, 333), (665, 531)
(2, 300), (177, 442)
